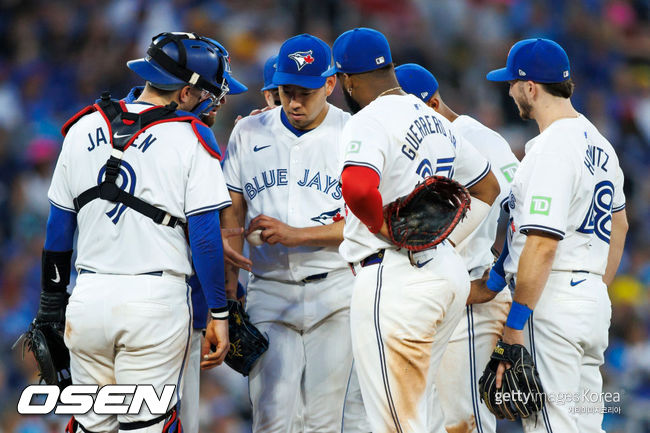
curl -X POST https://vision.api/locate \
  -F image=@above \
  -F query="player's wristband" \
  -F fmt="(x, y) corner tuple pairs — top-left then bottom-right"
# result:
(486, 268), (507, 293)
(210, 308), (228, 320)
(505, 301), (532, 330)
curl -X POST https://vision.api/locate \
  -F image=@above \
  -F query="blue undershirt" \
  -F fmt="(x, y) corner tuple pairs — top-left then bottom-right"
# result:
(280, 109), (314, 137)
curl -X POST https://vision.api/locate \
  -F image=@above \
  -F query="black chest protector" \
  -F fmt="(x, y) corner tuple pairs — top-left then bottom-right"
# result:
(62, 92), (203, 228)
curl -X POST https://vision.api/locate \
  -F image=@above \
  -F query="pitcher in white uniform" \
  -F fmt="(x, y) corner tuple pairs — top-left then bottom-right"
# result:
(329, 28), (500, 433)
(396, 63), (519, 433)
(221, 34), (361, 432)
(487, 38), (628, 433)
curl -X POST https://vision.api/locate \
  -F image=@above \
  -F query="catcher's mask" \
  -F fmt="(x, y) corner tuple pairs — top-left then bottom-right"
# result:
(127, 32), (246, 115)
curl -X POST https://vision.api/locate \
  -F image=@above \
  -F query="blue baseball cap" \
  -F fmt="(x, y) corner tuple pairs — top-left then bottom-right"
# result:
(323, 28), (392, 76)
(273, 34), (333, 89)
(261, 54), (278, 91)
(395, 63), (439, 102)
(486, 38), (570, 83)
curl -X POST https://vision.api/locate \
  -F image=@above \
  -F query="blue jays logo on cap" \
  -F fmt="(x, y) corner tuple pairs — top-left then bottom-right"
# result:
(273, 34), (333, 89)
(288, 51), (315, 71)
(487, 38), (570, 83)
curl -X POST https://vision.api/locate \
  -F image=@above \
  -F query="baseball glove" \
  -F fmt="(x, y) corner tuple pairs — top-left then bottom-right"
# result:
(383, 175), (471, 251)
(478, 341), (546, 420)
(15, 292), (71, 389)
(224, 299), (269, 376)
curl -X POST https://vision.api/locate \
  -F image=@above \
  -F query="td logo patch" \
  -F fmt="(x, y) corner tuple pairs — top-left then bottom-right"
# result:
(288, 50), (315, 71)
(530, 196), (552, 215)
(500, 163), (518, 183)
(345, 140), (361, 155)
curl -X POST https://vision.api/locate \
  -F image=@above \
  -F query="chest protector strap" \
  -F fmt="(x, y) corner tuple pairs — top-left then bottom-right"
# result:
(70, 92), (194, 228)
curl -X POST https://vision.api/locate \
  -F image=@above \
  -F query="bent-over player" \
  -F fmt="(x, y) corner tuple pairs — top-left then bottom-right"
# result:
(487, 38), (627, 432)
(396, 63), (519, 433)
(330, 28), (499, 433)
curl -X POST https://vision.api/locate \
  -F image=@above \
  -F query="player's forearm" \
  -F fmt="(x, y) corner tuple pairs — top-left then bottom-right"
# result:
(220, 193), (246, 298)
(467, 170), (500, 206)
(293, 219), (344, 247)
(448, 196), (491, 246)
(512, 232), (558, 311)
(188, 210), (227, 316)
(603, 209), (628, 286)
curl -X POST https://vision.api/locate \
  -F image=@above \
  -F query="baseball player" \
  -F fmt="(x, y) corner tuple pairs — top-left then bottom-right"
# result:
(396, 63), (519, 432)
(42, 32), (234, 433)
(330, 28), (500, 433)
(486, 38), (628, 432)
(220, 34), (360, 432)
(120, 41), (250, 433)
(261, 54), (280, 107)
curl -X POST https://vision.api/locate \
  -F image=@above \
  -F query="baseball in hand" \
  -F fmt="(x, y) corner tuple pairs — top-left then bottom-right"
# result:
(246, 229), (264, 247)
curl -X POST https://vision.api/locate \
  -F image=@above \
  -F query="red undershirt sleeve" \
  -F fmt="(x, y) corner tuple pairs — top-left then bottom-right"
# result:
(341, 165), (383, 234)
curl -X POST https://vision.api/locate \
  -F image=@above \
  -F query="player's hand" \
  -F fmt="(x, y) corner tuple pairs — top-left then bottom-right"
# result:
(247, 215), (302, 247)
(466, 268), (498, 305)
(201, 318), (229, 370)
(234, 106), (274, 125)
(222, 228), (252, 271)
(495, 327), (525, 388)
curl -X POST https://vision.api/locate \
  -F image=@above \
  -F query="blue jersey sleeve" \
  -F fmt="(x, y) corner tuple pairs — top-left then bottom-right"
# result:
(187, 210), (226, 312)
(45, 204), (77, 251)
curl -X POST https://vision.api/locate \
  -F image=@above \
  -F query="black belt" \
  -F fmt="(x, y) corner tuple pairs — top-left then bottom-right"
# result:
(79, 269), (163, 277)
(302, 272), (328, 283)
(360, 249), (385, 267)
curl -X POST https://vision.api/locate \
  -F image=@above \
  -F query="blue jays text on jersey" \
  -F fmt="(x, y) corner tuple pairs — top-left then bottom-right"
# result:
(244, 168), (342, 201)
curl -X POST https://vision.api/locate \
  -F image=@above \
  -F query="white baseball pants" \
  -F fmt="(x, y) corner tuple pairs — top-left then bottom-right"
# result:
(521, 271), (611, 433)
(349, 245), (470, 433)
(246, 269), (360, 432)
(180, 329), (202, 433)
(436, 288), (512, 432)
(65, 273), (192, 433)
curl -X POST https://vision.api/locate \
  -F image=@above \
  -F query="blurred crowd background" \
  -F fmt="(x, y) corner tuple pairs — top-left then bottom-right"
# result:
(0, 0), (648, 432)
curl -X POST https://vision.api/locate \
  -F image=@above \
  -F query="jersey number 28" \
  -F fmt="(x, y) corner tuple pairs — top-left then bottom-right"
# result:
(577, 180), (614, 243)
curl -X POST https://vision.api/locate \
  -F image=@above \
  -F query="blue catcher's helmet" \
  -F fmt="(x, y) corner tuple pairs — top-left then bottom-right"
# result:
(127, 32), (246, 113)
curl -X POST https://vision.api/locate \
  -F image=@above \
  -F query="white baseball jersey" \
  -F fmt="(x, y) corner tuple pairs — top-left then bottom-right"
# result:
(339, 94), (490, 263)
(504, 114), (625, 276)
(222, 105), (350, 281)
(48, 103), (231, 276)
(452, 115), (519, 276)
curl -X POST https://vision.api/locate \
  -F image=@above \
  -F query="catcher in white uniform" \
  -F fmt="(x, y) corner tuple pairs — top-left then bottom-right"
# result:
(396, 63), (519, 432)
(43, 32), (234, 433)
(221, 34), (359, 432)
(486, 38), (627, 432)
(330, 28), (500, 433)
